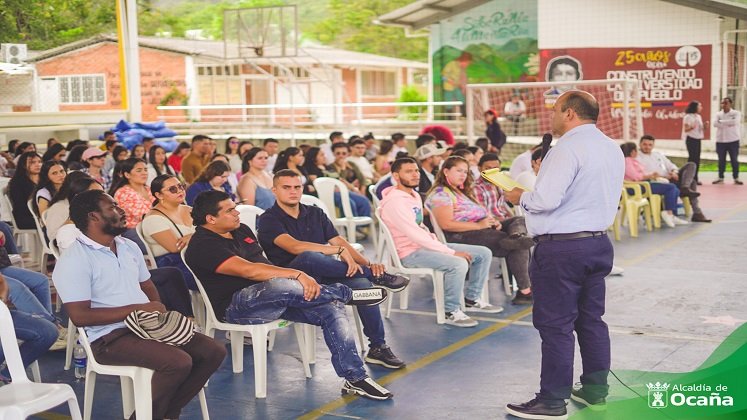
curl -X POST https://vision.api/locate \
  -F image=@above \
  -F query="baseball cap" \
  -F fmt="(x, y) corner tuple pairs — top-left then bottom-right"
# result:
(414, 144), (447, 161)
(81, 147), (108, 161)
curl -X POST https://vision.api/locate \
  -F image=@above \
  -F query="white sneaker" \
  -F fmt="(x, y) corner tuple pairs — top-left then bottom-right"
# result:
(608, 265), (624, 276)
(464, 299), (504, 314)
(445, 309), (478, 327)
(661, 211), (675, 228)
(673, 217), (690, 225)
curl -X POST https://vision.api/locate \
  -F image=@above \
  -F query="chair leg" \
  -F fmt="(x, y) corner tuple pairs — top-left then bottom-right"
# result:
(643, 205), (653, 232)
(346, 222), (356, 243)
(501, 260), (511, 296)
(29, 360), (41, 382)
(627, 207), (639, 237)
(230, 331), (245, 374)
(480, 275), (490, 302)
(351, 308), (366, 354)
(65, 318), (76, 370)
(68, 396), (83, 420)
(293, 323), (312, 378)
(120, 376), (135, 419)
(198, 389), (209, 420)
(267, 330), (277, 351)
(252, 326), (270, 398)
(133, 372), (153, 420)
(399, 282), (410, 310)
(83, 371), (97, 420)
(303, 324), (317, 364)
(385, 291), (393, 318)
(433, 272), (446, 324)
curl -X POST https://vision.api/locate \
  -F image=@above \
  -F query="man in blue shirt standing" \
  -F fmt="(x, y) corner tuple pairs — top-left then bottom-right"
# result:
(257, 169), (409, 369)
(504, 91), (624, 419)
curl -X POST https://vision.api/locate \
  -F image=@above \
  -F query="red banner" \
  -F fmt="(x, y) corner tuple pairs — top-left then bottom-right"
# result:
(539, 45), (711, 140)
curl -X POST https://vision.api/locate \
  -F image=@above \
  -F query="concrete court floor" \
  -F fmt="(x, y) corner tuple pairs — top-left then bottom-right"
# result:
(30, 171), (747, 420)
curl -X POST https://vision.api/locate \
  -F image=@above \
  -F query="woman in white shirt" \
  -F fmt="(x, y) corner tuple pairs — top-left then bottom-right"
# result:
(146, 145), (177, 184)
(142, 174), (197, 290)
(33, 160), (67, 217)
(45, 173), (104, 250)
(682, 101), (705, 184)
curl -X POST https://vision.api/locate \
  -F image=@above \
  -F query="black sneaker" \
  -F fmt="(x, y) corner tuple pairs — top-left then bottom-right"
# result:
(371, 272), (410, 293)
(712, 178), (724, 184)
(506, 397), (567, 419)
(736, 179), (744, 185)
(341, 377), (393, 400)
(365, 344), (405, 369)
(512, 291), (533, 305)
(570, 387), (606, 411)
(347, 287), (388, 306)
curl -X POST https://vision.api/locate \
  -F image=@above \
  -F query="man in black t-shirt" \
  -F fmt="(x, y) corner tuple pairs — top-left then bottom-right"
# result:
(258, 170), (409, 369)
(184, 190), (394, 400)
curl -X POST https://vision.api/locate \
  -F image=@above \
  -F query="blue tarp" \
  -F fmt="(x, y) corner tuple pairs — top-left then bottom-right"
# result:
(103, 120), (178, 152)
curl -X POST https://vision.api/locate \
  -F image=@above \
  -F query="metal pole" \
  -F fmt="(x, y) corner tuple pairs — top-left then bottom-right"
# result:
(623, 80), (630, 143)
(124, 0), (142, 121)
(466, 86), (474, 144)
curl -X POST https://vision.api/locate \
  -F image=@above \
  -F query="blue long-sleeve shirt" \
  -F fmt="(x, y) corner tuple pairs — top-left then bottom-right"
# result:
(519, 124), (624, 236)
(185, 181), (235, 206)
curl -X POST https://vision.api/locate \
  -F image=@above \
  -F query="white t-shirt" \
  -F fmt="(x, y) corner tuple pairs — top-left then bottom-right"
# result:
(515, 169), (537, 191)
(504, 100), (527, 116)
(509, 150), (532, 179)
(714, 109), (742, 143)
(682, 113), (704, 140)
(348, 156), (375, 180)
(141, 214), (196, 257)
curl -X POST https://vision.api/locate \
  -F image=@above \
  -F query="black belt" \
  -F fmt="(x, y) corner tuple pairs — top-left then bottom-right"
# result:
(534, 231), (607, 243)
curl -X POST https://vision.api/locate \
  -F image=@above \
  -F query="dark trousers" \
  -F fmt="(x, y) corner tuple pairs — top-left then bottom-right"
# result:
(287, 251), (386, 347)
(530, 235), (613, 401)
(150, 267), (194, 317)
(716, 140), (741, 179)
(91, 329), (226, 419)
(685, 136), (702, 182)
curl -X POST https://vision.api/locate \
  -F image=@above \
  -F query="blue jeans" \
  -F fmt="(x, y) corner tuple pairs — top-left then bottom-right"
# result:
(287, 251), (385, 347)
(224, 278), (367, 382)
(401, 243), (492, 313)
(155, 253), (197, 291)
(334, 191), (371, 218)
(2, 267), (55, 322)
(0, 221), (19, 254)
(649, 182), (679, 211)
(0, 309), (58, 377)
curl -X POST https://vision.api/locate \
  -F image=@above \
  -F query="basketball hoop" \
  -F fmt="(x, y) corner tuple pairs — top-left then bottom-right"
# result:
(223, 5), (298, 59)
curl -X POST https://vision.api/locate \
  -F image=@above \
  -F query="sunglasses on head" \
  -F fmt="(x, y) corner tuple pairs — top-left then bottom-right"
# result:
(163, 183), (186, 194)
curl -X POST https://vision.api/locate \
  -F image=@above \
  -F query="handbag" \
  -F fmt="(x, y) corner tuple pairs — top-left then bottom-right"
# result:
(124, 310), (195, 346)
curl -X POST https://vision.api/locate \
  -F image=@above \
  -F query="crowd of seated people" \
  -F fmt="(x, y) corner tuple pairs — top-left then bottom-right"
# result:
(0, 127), (709, 412)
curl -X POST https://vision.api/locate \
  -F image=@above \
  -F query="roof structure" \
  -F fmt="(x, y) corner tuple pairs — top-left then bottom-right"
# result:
(28, 34), (427, 69)
(377, 0), (747, 30)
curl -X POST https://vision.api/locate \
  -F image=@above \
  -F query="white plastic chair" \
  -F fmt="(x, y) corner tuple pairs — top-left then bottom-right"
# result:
(236, 204), (264, 232)
(0, 301), (83, 420)
(27, 199), (55, 273)
(180, 247), (312, 398)
(313, 177), (377, 250)
(137, 220), (207, 331)
(77, 327), (209, 420)
(376, 208), (447, 324)
(300, 194), (365, 255)
(3, 194), (39, 263)
(428, 207), (513, 297)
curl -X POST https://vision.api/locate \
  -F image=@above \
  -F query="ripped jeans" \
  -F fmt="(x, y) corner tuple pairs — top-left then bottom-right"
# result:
(224, 278), (367, 382)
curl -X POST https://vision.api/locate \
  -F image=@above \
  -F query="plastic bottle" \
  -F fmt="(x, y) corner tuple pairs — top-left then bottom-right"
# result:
(73, 341), (87, 380)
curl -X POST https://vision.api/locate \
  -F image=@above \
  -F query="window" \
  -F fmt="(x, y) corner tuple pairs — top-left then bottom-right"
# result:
(58, 75), (106, 104)
(197, 65), (243, 105)
(361, 71), (396, 96)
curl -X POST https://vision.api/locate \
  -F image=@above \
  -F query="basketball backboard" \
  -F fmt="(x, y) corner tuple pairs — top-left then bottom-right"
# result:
(223, 5), (299, 59)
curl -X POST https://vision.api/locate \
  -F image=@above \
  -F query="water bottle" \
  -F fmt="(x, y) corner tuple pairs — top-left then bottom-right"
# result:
(73, 341), (87, 380)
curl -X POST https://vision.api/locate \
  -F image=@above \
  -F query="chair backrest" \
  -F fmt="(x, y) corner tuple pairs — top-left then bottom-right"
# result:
(0, 177), (12, 221)
(39, 210), (61, 259)
(135, 222), (158, 268)
(0, 301), (31, 384)
(425, 204), (447, 243)
(180, 247), (221, 327)
(2, 194), (21, 230)
(300, 194), (333, 219)
(313, 177), (353, 220)
(368, 184), (381, 210)
(236, 204), (264, 232)
(28, 199), (52, 253)
(374, 207), (406, 270)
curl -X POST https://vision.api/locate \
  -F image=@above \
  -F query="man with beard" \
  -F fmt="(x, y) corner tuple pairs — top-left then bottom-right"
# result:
(52, 190), (226, 419)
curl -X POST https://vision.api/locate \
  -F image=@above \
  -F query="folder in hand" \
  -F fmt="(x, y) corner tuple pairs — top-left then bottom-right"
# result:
(480, 168), (531, 192)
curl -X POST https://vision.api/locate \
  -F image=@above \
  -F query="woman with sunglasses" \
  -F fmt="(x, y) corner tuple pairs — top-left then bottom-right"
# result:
(224, 136), (243, 173)
(185, 160), (235, 206)
(142, 174), (197, 290)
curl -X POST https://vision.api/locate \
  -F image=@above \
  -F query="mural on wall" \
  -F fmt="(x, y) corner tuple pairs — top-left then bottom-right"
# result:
(431, 0), (538, 111)
(540, 45), (711, 140)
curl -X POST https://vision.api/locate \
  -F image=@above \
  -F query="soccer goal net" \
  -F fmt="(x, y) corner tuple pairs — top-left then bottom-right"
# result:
(465, 79), (644, 144)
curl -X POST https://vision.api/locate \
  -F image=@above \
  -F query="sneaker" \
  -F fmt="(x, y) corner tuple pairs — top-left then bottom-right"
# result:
(736, 179), (744, 185)
(696, 181), (703, 186)
(673, 216), (690, 225)
(506, 397), (568, 419)
(691, 213), (712, 223)
(511, 291), (533, 305)
(712, 178), (724, 184)
(679, 187), (701, 198)
(49, 334), (67, 351)
(347, 287), (388, 306)
(341, 377), (393, 400)
(464, 298), (504, 313)
(371, 272), (410, 293)
(570, 387), (607, 411)
(444, 309), (478, 327)
(608, 265), (624, 276)
(365, 344), (405, 369)
(661, 211), (675, 228)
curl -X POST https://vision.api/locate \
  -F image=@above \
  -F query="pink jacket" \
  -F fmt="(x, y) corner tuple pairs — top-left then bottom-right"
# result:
(379, 186), (455, 259)
(624, 157), (646, 182)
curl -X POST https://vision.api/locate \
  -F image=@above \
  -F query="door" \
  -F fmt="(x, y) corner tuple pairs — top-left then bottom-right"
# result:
(38, 77), (60, 112)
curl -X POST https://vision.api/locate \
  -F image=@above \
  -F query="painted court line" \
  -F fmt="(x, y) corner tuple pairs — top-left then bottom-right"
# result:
(297, 307), (533, 420)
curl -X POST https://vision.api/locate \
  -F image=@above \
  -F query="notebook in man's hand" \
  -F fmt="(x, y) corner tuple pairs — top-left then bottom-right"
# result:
(480, 168), (531, 192)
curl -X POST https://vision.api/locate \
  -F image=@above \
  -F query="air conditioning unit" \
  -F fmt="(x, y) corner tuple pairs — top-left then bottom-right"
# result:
(1, 44), (28, 64)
